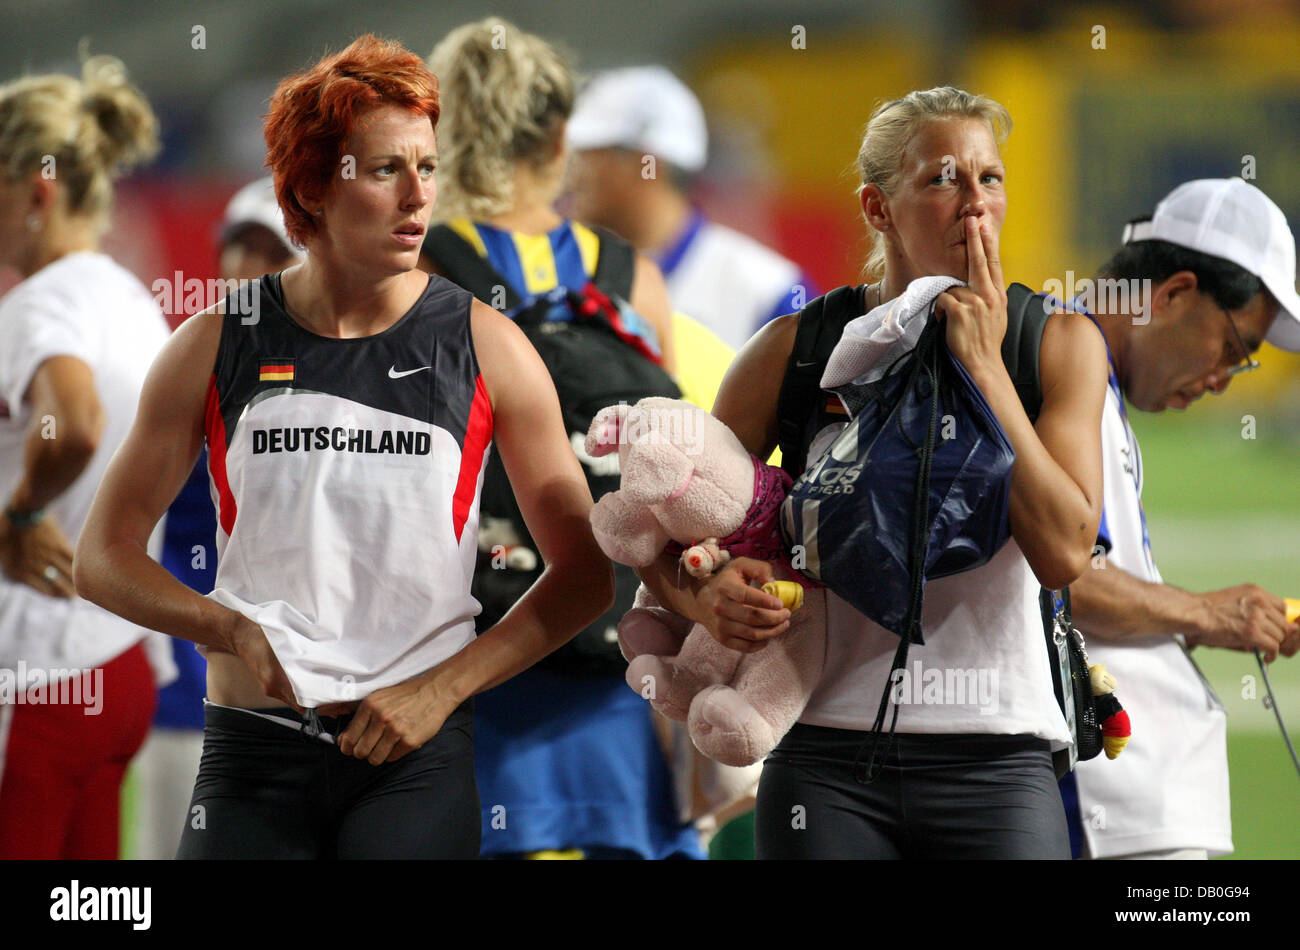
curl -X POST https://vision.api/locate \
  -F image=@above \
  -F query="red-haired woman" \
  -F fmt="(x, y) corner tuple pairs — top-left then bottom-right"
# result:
(74, 35), (613, 859)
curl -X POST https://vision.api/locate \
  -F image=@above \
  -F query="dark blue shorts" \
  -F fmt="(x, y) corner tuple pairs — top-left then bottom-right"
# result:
(755, 724), (1070, 859)
(177, 699), (478, 859)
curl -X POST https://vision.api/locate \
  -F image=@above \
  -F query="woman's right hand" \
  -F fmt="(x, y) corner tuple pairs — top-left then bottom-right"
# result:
(934, 215), (1008, 378)
(696, 557), (791, 653)
(227, 616), (302, 712)
(1, 515), (76, 598)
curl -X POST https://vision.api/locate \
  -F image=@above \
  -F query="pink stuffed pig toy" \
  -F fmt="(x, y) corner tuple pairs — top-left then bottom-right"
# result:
(585, 396), (826, 767)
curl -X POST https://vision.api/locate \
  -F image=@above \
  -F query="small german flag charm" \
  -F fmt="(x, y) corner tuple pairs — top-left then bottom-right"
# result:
(259, 358), (295, 383)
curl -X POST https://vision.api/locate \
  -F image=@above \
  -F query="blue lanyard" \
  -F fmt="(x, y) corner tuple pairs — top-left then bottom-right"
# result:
(655, 209), (706, 279)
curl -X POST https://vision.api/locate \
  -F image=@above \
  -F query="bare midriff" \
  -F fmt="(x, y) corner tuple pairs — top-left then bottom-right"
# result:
(205, 651), (291, 709)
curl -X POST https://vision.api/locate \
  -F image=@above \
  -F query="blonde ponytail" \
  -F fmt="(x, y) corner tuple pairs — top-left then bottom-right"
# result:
(428, 17), (574, 221)
(0, 53), (159, 221)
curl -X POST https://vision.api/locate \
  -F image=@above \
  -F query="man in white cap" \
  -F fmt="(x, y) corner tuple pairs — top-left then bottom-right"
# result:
(566, 66), (818, 353)
(1060, 178), (1300, 859)
(218, 176), (302, 282)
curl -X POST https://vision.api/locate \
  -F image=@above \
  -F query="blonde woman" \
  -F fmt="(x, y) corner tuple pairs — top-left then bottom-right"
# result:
(0, 55), (171, 858)
(640, 88), (1109, 859)
(420, 18), (701, 859)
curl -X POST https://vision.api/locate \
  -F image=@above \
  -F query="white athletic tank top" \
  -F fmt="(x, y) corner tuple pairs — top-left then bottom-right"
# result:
(203, 273), (492, 706)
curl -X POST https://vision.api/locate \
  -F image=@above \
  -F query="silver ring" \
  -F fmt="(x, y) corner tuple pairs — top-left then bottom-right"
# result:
(43, 565), (58, 582)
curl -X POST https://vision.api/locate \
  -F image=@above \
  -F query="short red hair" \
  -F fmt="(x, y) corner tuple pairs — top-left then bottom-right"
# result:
(264, 34), (440, 247)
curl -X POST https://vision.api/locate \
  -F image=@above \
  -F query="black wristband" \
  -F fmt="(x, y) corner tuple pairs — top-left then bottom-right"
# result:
(4, 506), (46, 528)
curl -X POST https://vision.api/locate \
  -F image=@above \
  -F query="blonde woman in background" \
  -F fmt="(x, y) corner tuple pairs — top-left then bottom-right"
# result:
(419, 18), (703, 859)
(0, 55), (174, 859)
(421, 20), (674, 371)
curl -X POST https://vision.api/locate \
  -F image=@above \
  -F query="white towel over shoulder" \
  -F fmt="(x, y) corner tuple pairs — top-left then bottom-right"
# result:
(821, 276), (964, 390)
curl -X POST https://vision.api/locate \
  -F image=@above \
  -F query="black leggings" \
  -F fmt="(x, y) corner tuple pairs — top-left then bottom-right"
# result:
(177, 700), (479, 859)
(755, 724), (1070, 859)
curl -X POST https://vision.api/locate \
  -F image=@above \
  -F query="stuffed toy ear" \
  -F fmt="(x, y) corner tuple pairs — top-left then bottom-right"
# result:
(586, 404), (630, 458)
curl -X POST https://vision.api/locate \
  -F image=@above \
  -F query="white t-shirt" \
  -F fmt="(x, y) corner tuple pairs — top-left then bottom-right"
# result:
(797, 426), (1070, 743)
(801, 540), (1071, 742)
(0, 251), (173, 689)
(1071, 379), (1232, 858)
(661, 215), (806, 352)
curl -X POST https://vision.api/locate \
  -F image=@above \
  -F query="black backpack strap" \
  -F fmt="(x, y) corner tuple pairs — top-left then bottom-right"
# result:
(589, 226), (636, 300)
(776, 285), (865, 479)
(422, 224), (525, 311)
(1001, 282), (1054, 423)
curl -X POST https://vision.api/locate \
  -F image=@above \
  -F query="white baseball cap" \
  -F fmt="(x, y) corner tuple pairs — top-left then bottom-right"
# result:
(220, 176), (293, 251)
(1122, 177), (1300, 351)
(567, 66), (708, 174)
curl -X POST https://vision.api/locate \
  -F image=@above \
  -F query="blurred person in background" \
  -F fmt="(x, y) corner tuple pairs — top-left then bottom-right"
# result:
(567, 66), (823, 859)
(75, 34), (613, 859)
(128, 176), (301, 859)
(566, 65), (818, 353)
(1061, 177), (1300, 860)
(420, 17), (702, 860)
(0, 54), (175, 859)
(217, 176), (303, 284)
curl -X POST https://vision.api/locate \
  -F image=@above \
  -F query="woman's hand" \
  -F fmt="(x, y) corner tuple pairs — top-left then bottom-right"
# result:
(934, 215), (1008, 375)
(1, 515), (76, 598)
(330, 674), (454, 765)
(935, 213), (1106, 590)
(228, 616), (302, 713)
(696, 557), (791, 653)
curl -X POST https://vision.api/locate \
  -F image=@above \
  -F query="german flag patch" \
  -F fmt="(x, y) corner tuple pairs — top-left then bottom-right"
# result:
(824, 395), (847, 416)
(259, 359), (295, 383)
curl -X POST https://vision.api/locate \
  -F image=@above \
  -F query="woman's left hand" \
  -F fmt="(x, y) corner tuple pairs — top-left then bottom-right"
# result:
(328, 674), (453, 765)
(934, 214), (1008, 375)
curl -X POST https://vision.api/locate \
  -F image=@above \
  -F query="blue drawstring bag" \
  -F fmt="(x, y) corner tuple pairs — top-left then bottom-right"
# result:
(779, 306), (1016, 645)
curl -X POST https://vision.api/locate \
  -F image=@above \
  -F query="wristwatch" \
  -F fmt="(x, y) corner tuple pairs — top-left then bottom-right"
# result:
(4, 505), (46, 528)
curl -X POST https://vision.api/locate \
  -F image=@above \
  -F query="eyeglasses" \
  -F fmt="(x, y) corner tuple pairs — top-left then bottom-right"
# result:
(1221, 307), (1261, 377)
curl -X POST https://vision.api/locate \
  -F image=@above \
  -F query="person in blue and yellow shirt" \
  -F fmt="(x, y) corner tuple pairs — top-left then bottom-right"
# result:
(420, 16), (706, 860)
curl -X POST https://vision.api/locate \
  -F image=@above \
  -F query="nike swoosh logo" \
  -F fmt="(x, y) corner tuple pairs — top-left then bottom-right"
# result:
(388, 366), (431, 379)
(795, 360), (818, 368)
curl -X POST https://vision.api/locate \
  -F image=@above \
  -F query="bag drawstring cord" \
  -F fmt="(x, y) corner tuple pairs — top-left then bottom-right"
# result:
(854, 322), (941, 784)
